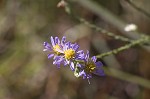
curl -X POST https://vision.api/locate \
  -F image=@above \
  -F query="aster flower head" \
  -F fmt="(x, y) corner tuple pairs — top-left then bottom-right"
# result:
(63, 42), (84, 60)
(43, 36), (66, 59)
(43, 36), (105, 83)
(43, 36), (84, 69)
(74, 51), (105, 82)
(53, 42), (85, 70)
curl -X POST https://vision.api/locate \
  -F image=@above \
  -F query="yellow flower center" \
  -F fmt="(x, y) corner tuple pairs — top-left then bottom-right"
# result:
(53, 44), (61, 55)
(64, 49), (75, 60)
(85, 61), (96, 73)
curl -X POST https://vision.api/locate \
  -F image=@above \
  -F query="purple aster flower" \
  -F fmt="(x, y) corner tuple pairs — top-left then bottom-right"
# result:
(43, 36), (66, 59)
(53, 42), (85, 70)
(43, 36), (105, 83)
(74, 51), (104, 83)
(43, 36), (84, 69)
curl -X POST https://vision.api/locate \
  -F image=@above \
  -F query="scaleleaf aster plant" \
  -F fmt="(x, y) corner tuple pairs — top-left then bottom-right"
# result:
(43, 36), (105, 83)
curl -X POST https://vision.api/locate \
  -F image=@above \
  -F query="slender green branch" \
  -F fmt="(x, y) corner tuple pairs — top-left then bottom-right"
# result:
(78, 18), (132, 42)
(69, 0), (140, 39)
(63, 0), (150, 53)
(96, 36), (150, 58)
(64, 1), (132, 43)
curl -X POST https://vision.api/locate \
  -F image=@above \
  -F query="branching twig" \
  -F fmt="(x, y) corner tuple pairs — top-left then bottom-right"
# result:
(64, 1), (133, 43)
(69, 0), (140, 38)
(78, 18), (132, 42)
(96, 36), (149, 58)
(68, 0), (150, 52)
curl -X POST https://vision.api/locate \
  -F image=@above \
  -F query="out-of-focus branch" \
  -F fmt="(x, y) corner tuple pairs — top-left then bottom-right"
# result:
(125, 0), (150, 19)
(63, 0), (132, 43)
(69, 0), (150, 52)
(104, 67), (150, 89)
(69, 0), (139, 38)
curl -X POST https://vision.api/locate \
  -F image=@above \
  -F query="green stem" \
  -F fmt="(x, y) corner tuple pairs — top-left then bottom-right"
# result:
(78, 18), (132, 42)
(96, 36), (150, 58)
(64, 2), (132, 43)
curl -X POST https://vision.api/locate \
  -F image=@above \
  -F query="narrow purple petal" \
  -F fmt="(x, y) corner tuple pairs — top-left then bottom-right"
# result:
(55, 37), (60, 44)
(47, 54), (54, 59)
(75, 54), (84, 60)
(56, 64), (61, 68)
(70, 62), (75, 71)
(77, 50), (84, 54)
(61, 36), (66, 45)
(63, 42), (69, 50)
(53, 56), (61, 60)
(77, 63), (82, 68)
(53, 60), (57, 65)
(77, 50), (84, 59)
(78, 70), (86, 77)
(95, 61), (103, 68)
(53, 56), (63, 65)
(93, 69), (105, 76)
(77, 70), (92, 80)
(56, 57), (64, 63)
(67, 42), (71, 49)
(43, 42), (52, 51)
(50, 36), (55, 46)
(63, 44), (67, 51)
(91, 56), (97, 63)
(72, 43), (79, 51)
(78, 53), (84, 57)
(53, 56), (64, 65)
(94, 61), (105, 76)
(85, 50), (89, 61)
(54, 56), (64, 63)
(64, 61), (68, 66)
(43, 42), (47, 46)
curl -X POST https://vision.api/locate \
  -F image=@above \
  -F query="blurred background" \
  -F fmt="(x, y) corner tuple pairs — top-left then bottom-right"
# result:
(0, 0), (150, 99)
